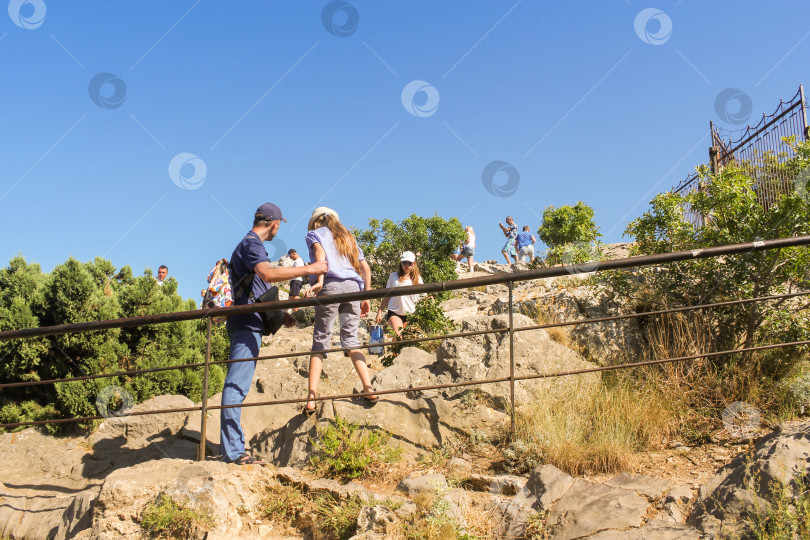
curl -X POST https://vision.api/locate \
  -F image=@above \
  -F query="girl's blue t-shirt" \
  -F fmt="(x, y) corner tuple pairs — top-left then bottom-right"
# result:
(306, 227), (365, 288)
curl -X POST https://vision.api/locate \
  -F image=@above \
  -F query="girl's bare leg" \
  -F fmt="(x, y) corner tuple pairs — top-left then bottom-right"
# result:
(349, 351), (377, 399)
(306, 354), (323, 410)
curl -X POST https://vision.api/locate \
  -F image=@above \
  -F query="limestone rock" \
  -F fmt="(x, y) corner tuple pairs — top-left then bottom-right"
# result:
(605, 472), (672, 500)
(435, 313), (600, 407)
(584, 520), (701, 539)
(465, 473), (526, 496)
(447, 457), (473, 477)
(546, 479), (649, 539)
(355, 505), (400, 536)
(397, 474), (447, 497)
(95, 394), (194, 442)
(91, 458), (277, 540)
(525, 464), (575, 511)
(688, 420), (810, 538)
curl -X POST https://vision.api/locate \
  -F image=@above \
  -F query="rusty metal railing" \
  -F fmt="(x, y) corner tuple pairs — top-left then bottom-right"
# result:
(1, 235), (809, 461)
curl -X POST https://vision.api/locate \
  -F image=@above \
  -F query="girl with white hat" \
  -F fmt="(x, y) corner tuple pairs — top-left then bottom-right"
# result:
(375, 251), (424, 339)
(303, 207), (377, 414)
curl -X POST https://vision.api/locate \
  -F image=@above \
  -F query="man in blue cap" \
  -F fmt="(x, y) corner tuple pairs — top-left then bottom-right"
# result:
(221, 202), (327, 465)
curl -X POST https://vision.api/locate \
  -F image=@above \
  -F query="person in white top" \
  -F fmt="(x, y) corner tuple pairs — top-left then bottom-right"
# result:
(450, 226), (476, 272)
(287, 249), (306, 309)
(375, 251), (424, 339)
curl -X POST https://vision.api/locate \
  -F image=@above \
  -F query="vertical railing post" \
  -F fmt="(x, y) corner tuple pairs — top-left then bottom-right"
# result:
(800, 84), (809, 140)
(508, 280), (516, 442)
(197, 316), (212, 461)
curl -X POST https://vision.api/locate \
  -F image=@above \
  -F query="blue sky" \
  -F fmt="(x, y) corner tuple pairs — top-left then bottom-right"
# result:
(1, 0), (808, 301)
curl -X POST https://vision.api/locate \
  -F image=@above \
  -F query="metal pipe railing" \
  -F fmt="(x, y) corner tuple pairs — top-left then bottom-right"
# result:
(0, 235), (808, 461)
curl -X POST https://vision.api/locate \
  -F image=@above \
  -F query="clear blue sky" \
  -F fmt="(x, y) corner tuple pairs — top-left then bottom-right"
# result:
(2, 1), (808, 301)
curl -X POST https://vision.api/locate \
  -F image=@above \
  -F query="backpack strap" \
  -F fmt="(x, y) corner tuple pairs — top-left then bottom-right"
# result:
(230, 263), (257, 303)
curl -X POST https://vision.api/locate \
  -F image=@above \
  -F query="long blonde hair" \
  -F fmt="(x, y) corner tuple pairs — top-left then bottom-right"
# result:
(310, 213), (363, 275)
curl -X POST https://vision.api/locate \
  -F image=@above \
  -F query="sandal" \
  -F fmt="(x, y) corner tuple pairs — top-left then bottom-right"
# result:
(362, 386), (379, 402)
(303, 391), (317, 415)
(230, 453), (266, 466)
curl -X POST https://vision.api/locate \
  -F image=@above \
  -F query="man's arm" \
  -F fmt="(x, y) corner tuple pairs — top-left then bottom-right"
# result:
(254, 259), (326, 283)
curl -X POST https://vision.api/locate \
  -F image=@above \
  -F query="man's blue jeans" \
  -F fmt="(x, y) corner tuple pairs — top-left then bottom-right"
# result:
(220, 327), (261, 462)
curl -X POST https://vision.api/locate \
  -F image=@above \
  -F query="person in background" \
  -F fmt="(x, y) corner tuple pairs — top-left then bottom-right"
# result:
(304, 207), (376, 415)
(287, 248), (305, 309)
(376, 251), (424, 339)
(515, 226), (537, 263)
(450, 225), (476, 273)
(156, 265), (168, 286)
(499, 216), (518, 265)
(221, 203), (327, 465)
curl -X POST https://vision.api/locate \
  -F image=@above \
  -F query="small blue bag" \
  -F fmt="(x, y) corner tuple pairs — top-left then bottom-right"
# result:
(369, 325), (384, 355)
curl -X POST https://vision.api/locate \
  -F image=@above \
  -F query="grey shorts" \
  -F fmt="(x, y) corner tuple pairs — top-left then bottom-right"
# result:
(311, 279), (362, 354)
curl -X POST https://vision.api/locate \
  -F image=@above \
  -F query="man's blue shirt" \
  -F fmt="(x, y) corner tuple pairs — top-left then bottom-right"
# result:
(227, 231), (270, 333)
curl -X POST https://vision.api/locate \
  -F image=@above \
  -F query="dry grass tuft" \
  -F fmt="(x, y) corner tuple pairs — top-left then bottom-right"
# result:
(515, 377), (685, 475)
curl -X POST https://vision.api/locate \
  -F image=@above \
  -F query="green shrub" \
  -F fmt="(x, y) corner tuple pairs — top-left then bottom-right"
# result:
(538, 202), (601, 248)
(598, 140), (810, 412)
(354, 214), (466, 300)
(139, 494), (215, 537)
(310, 415), (402, 480)
(380, 295), (455, 366)
(0, 254), (228, 432)
(0, 399), (59, 434)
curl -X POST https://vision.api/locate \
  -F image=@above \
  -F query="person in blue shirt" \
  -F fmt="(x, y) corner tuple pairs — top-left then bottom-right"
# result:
(514, 226), (537, 263)
(221, 202), (327, 466)
(499, 216), (518, 265)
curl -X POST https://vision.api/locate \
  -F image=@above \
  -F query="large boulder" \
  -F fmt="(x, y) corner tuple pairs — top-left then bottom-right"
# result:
(545, 479), (650, 539)
(90, 458), (278, 539)
(687, 420), (810, 538)
(435, 313), (600, 406)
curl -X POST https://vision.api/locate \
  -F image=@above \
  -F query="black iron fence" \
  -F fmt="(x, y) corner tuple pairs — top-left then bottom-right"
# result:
(1, 236), (810, 461)
(673, 85), (809, 221)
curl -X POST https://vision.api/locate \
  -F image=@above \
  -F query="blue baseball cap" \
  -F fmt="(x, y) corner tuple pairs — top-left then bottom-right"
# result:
(256, 202), (287, 223)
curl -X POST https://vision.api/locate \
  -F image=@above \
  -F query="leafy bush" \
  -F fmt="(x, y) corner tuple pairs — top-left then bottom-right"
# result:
(139, 494), (215, 537)
(353, 213), (466, 300)
(379, 295), (455, 366)
(598, 140), (810, 412)
(537, 202), (602, 266)
(0, 255), (228, 432)
(309, 415), (402, 480)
